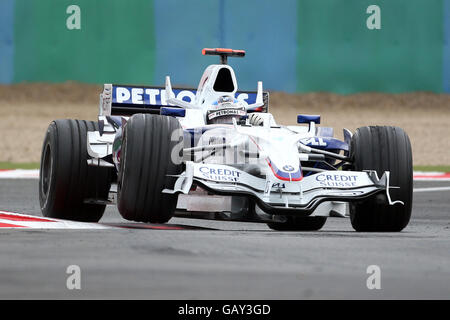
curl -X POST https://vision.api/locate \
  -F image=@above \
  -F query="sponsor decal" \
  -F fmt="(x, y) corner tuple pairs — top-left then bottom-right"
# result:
(265, 182), (286, 192)
(271, 182), (286, 189)
(300, 137), (327, 147)
(207, 108), (246, 120)
(208, 136), (226, 145)
(267, 159), (303, 181)
(114, 87), (196, 105)
(113, 86), (259, 106)
(282, 165), (295, 172)
(199, 166), (241, 182)
(300, 137), (349, 151)
(316, 174), (358, 187)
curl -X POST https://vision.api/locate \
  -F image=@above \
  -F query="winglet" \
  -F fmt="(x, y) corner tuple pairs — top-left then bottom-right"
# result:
(165, 76), (175, 100)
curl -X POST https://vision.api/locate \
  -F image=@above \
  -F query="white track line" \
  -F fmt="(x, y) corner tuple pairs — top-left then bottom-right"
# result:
(414, 179), (450, 181)
(0, 169), (39, 179)
(413, 187), (450, 193)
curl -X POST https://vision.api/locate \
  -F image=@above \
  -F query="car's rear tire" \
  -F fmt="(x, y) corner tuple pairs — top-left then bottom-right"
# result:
(267, 216), (327, 231)
(39, 119), (112, 222)
(117, 114), (183, 223)
(349, 126), (413, 231)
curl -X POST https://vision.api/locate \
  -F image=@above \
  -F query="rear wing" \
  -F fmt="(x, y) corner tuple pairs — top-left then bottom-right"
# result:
(202, 48), (245, 64)
(99, 84), (269, 116)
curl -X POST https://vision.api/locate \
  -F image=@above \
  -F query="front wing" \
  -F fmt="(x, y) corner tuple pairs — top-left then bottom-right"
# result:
(164, 161), (403, 216)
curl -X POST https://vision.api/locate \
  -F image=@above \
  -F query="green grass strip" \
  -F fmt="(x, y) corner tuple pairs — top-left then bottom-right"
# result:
(413, 165), (450, 172)
(0, 162), (40, 170)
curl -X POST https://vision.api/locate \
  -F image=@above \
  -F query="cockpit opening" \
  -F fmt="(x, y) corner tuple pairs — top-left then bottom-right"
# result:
(213, 68), (235, 92)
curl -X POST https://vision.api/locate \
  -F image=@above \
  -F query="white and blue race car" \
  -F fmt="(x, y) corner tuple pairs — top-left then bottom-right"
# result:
(39, 48), (413, 231)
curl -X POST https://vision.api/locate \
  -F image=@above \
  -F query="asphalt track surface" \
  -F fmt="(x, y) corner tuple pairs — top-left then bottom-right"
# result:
(0, 179), (449, 299)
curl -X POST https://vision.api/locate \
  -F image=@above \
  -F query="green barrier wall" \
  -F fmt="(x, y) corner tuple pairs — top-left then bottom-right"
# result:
(3, 0), (448, 93)
(13, 0), (155, 84)
(297, 0), (444, 93)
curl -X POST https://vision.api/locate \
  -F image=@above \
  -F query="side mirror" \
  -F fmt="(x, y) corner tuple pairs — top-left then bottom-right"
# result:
(297, 114), (320, 124)
(160, 107), (186, 117)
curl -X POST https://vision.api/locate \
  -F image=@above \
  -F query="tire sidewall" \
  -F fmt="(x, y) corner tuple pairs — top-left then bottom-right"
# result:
(39, 122), (59, 214)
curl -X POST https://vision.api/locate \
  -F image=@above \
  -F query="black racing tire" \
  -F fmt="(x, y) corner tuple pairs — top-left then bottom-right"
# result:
(349, 126), (413, 232)
(39, 119), (112, 222)
(117, 114), (183, 223)
(267, 216), (327, 231)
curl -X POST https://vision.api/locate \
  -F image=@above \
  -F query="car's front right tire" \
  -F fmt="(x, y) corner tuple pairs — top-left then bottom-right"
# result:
(39, 119), (111, 222)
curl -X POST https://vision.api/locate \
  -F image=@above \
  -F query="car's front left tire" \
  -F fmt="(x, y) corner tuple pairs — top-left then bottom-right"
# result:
(349, 126), (413, 232)
(117, 114), (184, 223)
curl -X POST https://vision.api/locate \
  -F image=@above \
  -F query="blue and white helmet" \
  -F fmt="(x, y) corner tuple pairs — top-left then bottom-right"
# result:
(206, 96), (247, 124)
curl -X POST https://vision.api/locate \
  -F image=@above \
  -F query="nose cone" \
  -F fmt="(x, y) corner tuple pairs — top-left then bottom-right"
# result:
(265, 144), (302, 181)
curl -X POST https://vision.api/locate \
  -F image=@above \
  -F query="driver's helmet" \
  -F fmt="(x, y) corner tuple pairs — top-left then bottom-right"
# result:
(206, 95), (247, 124)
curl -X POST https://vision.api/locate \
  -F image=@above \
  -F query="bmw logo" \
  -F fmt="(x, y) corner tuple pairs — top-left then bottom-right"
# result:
(283, 165), (295, 172)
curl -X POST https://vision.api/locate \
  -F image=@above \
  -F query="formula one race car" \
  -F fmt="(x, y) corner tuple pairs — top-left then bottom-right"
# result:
(39, 48), (413, 231)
